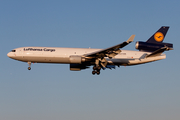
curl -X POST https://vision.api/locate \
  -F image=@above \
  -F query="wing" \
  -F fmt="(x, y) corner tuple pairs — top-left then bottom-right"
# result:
(84, 35), (135, 59)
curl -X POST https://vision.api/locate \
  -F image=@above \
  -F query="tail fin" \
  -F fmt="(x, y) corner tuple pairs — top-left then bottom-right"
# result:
(135, 26), (173, 52)
(146, 26), (169, 43)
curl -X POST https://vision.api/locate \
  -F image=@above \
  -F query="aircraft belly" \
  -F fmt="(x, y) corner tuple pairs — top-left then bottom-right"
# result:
(107, 54), (166, 66)
(127, 55), (166, 65)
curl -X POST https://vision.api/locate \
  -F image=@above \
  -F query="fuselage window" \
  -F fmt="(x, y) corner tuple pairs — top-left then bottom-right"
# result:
(11, 50), (16, 52)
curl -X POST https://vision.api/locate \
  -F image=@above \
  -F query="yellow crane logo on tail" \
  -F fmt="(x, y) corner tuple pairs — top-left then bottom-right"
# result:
(154, 32), (164, 42)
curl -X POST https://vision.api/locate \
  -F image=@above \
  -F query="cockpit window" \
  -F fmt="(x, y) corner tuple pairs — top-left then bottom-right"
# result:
(11, 50), (16, 52)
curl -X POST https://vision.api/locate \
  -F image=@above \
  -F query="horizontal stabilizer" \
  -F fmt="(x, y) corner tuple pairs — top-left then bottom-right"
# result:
(145, 46), (171, 58)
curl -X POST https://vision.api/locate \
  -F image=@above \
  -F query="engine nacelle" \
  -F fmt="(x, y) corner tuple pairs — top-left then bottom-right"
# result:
(70, 64), (89, 71)
(135, 41), (173, 52)
(69, 55), (85, 64)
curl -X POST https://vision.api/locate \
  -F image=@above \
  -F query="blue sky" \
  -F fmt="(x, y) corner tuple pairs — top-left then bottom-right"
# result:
(1, 0), (180, 120)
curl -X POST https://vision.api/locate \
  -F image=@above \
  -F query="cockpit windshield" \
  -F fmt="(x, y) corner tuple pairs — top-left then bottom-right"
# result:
(11, 50), (16, 52)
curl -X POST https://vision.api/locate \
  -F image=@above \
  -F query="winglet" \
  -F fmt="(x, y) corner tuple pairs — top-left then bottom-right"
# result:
(127, 35), (135, 43)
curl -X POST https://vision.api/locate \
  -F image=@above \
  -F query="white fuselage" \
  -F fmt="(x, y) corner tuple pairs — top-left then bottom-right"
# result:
(7, 47), (166, 66)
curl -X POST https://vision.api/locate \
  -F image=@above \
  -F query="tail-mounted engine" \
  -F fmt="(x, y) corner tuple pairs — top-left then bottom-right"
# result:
(135, 41), (173, 52)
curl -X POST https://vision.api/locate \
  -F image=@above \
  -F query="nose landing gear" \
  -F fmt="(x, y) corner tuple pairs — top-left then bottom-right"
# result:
(28, 62), (31, 70)
(28, 67), (31, 70)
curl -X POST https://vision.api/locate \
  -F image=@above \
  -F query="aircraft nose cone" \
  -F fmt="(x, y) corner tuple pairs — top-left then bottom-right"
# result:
(7, 52), (10, 57)
(7, 52), (13, 58)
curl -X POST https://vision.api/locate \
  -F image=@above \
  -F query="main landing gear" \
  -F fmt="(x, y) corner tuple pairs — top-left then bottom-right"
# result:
(28, 62), (31, 70)
(92, 66), (101, 75)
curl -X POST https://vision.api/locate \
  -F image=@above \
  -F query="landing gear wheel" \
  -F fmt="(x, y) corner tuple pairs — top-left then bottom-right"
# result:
(97, 66), (101, 70)
(96, 71), (100, 75)
(93, 66), (97, 70)
(92, 71), (96, 75)
(28, 67), (31, 70)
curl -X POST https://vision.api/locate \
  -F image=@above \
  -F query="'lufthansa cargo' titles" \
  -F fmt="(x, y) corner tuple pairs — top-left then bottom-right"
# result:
(24, 48), (55, 52)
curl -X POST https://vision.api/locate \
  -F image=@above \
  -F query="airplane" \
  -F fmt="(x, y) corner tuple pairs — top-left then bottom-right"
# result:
(7, 26), (173, 75)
